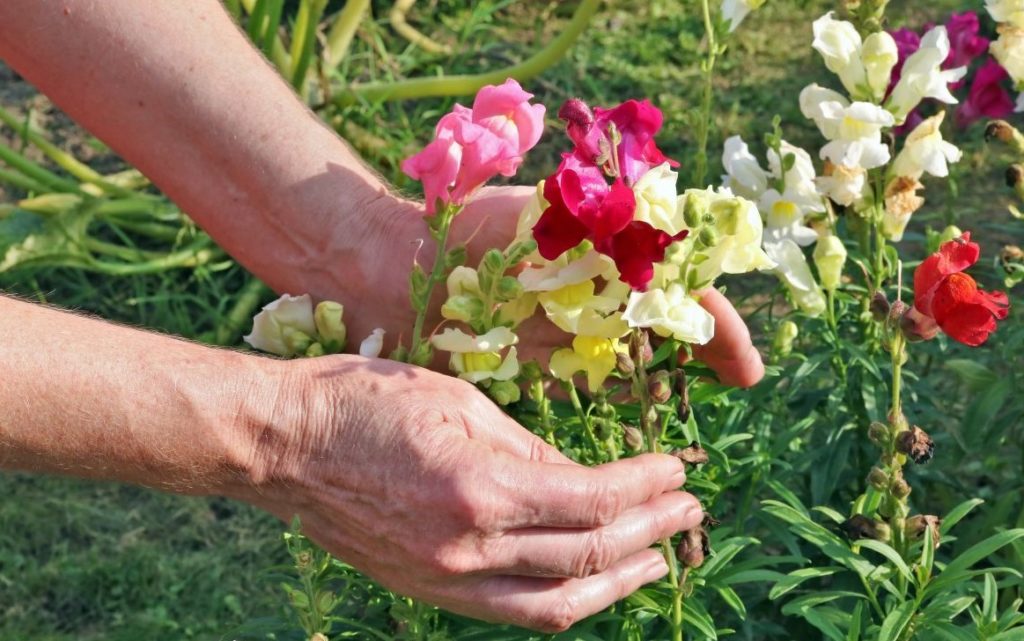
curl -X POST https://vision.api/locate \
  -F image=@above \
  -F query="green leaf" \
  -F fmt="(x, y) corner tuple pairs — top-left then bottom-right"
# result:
(945, 359), (997, 391)
(926, 529), (1024, 597)
(941, 499), (985, 534)
(715, 585), (746, 619)
(769, 567), (844, 600)
(857, 539), (913, 584)
(682, 598), (718, 639)
(878, 602), (916, 641)
(991, 628), (1024, 641)
(846, 601), (863, 641)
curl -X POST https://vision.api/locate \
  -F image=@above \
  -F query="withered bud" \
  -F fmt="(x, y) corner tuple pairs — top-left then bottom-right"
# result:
(645, 406), (662, 436)
(888, 299), (909, 324)
(896, 426), (935, 464)
(890, 473), (912, 499)
(867, 467), (889, 491)
(615, 350), (635, 377)
(1006, 164), (1024, 188)
(648, 370), (672, 404)
(840, 514), (891, 542)
(623, 425), (644, 452)
(1002, 245), (1024, 263)
(702, 513), (721, 528)
(673, 441), (709, 466)
(629, 331), (653, 366)
(985, 119), (1017, 143)
(900, 306), (940, 342)
(678, 397), (691, 423)
(868, 421), (889, 445)
(676, 526), (709, 569)
(905, 514), (942, 548)
(557, 98), (594, 131)
(870, 291), (891, 322)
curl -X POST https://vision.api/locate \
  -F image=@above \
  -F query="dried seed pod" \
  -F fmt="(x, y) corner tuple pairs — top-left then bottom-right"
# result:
(615, 350), (635, 377)
(896, 426), (935, 464)
(905, 514), (942, 548)
(648, 370), (672, 404)
(673, 441), (709, 466)
(840, 514), (891, 542)
(889, 471), (912, 499)
(868, 421), (889, 445)
(870, 291), (891, 322)
(676, 526), (709, 569)
(1006, 164), (1024, 188)
(888, 299), (909, 325)
(623, 425), (644, 452)
(867, 467), (889, 491)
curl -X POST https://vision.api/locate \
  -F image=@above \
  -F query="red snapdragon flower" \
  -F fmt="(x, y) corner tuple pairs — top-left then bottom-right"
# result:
(912, 232), (1009, 346)
(531, 98), (685, 290)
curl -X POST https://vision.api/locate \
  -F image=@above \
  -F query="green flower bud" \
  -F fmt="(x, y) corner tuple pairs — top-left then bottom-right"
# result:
(696, 226), (719, 249)
(444, 245), (468, 269)
(496, 276), (524, 302)
(304, 342), (325, 358)
(813, 235), (847, 291)
(520, 360), (543, 381)
(890, 475), (912, 499)
(682, 190), (709, 228)
(487, 380), (521, 406)
(314, 301), (347, 350)
(282, 326), (314, 355)
(594, 418), (615, 440)
(938, 225), (962, 245)
(867, 467), (889, 491)
(771, 320), (799, 359)
(868, 421), (889, 445)
(648, 370), (672, 404)
(441, 294), (483, 323)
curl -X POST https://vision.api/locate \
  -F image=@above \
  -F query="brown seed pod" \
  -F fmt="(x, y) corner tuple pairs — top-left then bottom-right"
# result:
(840, 514), (891, 542)
(896, 426), (934, 464)
(673, 441), (709, 466)
(905, 514), (942, 548)
(676, 526), (709, 569)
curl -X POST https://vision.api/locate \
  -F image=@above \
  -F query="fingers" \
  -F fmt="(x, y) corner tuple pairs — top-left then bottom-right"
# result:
(498, 453), (686, 528)
(491, 491), (702, 578)
(469, 549), (668, 633)
(690, 288), (765, 388)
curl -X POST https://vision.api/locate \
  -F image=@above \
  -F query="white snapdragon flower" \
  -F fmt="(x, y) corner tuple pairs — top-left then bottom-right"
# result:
(430, 327), (520, 383)
(815, 100), (895, 169)
(722, 135), (769, 201)
(862, 31), (900, 101)
(812, 12), (867, 96)
(891, 113), (962, 180)
(359, 328), (386, 358)
(760, 191), (820, 246)
(799, 84), (850, 137)
(681, 188), (775, 287)
(991, 26), (1024, 87)
(721, 0), (766, 32)
(987, 0), (1024, 29)
(888, 26), (967, 121)
(813, 234), (847, 291)
(763, 141), (825, 242)
(632, 162), (684, 234)
(623, 283), (716, 345)
(244, 293), (317, 357)
(764, 239), (826, 317)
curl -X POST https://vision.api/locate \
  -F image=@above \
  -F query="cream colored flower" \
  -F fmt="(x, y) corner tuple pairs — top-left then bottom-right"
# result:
(891, 112), (962, 180)
(764, 239), (826, 316)
(882, 176), (925, 241)
(518, 249), (610, 292)
(244, 293), (317, 357)
(817, 101), (895, 169)
(430, 327), (520, 383)
(888, 26), (967, 121)
(991, 25), (1024, 87)
(359, 328), (386, 358)
(537, 280), (628, 338)
(684, 188), (775, 286)
(721, 0), (765, 32)
(549, 336), (624, 393)
(987, 0), (1024, 29)
(722, 135), (769, 201)
(862, 31), (899, 101)
(816, 161), (867, 207)
(633, 162), (684, 235)
(812, 12), (867, 97)
(813, 234), (847, 291)
(623, 283), (716, 345)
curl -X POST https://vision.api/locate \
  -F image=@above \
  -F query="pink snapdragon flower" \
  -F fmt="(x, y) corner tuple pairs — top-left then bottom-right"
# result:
(401, 79), (546, 214)
(956, 59), (1014, 127)
(945, 12), (989, 75)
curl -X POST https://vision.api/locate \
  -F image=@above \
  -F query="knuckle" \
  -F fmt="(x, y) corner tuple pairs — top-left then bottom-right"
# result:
(589, 480), (624, 526)
(535, 594), (578, 633)
(424, 545), (477, 578)
(448, 475), (504, 533)
(572, 529), (616, 578)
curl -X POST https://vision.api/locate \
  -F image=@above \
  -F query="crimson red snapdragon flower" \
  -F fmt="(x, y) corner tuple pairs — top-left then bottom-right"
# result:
(532, 98), (684, 290)
(912, 232), (1009, 346)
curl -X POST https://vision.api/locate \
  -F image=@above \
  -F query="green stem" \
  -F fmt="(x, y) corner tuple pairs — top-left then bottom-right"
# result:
(324, 0), (370, 68)
(0, 167), (49, 193)
(532, 379), (556, 446)
(215, 277), (271, 345)
(290, 0), (329, 94)
(240, 0), (292, 72)
(0, 140), (80, 193)
(91, 240), (221, 276)
(692, 0), (718, 188)
(567, 385), (601, 461)
(329, 0), (599, 106)
(407, 207), (454, 363)
(631, 330), (684, 641)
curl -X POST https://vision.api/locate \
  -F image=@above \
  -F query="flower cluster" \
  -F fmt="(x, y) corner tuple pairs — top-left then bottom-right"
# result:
(988, 0), (1024, 111)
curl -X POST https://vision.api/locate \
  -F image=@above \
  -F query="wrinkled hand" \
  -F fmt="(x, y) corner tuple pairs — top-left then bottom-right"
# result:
(239, 356), (702, 631)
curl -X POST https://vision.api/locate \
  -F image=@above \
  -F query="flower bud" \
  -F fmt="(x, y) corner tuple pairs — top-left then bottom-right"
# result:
(840, 514), (890, 542)
(615, 350), (635, 377)
(496, 276), (524, 302)
(558, 98), (595, 132)
(1003, 245), (1024, 263)
(867, 467), (889, 491)
(771, 320), (799, 360)
(813, 234), (847, 291)
(890, 473), (912, 499)
(673, 441), (709, 466)
(682, 191), (709, 228)
(304, 342), (325, 358)
(629, 331), (653, 366)
(900, 306), (940, 342)
(888, 299), (908, 324)
(645, 406), (661, 435)
(359, 328), (385, 358)
(648, 370), (672, 404)
(868, 421), (889, 445)
(520, 360), (543, 381)
(311, 634), (329, 641)
(444, 245), (468, 269)
(594, 417), (614, 440)
(623, 425), (644, 452)
(282, 326), (315, 355)
(905, 514), (942, 548)
(696, 226), (719, 249)
(870, 291), (891, 322)
(676, 526), (709, 569)
(896, 426), (934, 464)
(314, 301), (347, 350)
(487, 380), (521, 406)
(986, 120), (1024, 152)
(938, 225), (962, 245)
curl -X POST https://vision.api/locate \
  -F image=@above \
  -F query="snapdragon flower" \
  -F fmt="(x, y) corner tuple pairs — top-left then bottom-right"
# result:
(800, 84), (895, 169)
(245, 293), (318, 357)
(987, 0), (1024, 29)
(721, 0), (765, 32)
(991, 25), (1024, 88)
(430, 327), (520, 383)
(811, 13), (897, 101)
(764, 239), (827, 316)
(887, 26), (967, 122)
(623, 283), (716, 345)
(891, 112), (962, 180)
(550, 336), (625, 393)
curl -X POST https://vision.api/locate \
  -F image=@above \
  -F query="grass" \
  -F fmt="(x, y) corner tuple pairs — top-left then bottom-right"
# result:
(1, 0), (1022, 639)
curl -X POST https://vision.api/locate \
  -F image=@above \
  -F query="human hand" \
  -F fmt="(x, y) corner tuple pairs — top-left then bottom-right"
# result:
(235, 355), (702, 631)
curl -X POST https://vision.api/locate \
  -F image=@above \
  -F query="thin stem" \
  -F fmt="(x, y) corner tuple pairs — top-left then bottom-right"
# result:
(692, 0), (718, 188)
(324, 0), (371, 68)
(215, 277), (271, 345)
(531, 379), (556, 446)
(290, 0), (329, 94)
(407, 207), (454, 362)
(567, 385), (601, 461)
(329, 0), (599, 106)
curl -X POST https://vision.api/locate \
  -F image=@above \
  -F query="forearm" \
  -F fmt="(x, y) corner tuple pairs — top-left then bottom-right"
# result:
(0, 0), (391, 303)
(0, 295), (280, 494)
